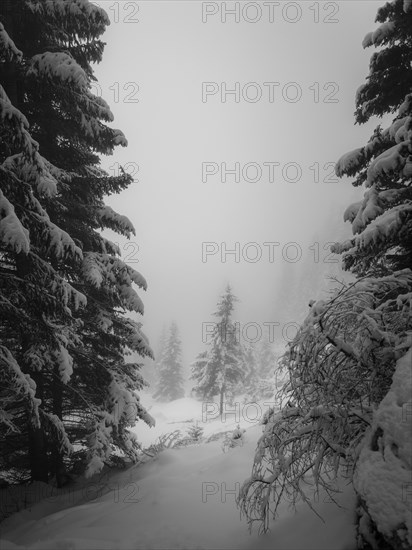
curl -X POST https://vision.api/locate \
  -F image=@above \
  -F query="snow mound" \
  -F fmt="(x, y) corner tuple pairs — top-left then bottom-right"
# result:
(0, 412), (357, 550)
(354, 346), (412, 548)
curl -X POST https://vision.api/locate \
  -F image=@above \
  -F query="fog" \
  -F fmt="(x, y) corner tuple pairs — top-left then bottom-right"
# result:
(92, 0), (383, 376)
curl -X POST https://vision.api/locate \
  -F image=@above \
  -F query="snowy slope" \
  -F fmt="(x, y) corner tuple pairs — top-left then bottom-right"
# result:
(0, 398), (357, 550)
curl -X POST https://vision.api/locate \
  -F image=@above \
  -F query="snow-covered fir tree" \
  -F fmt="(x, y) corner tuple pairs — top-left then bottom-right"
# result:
(239, 2), (412, 548)
(239, 343), (259, 398)
(153, 321), (185, 402)
(256, 338), (277, 379)
(186, 422), (204, 443)
(241, 339), (281, 403)
(332, 2), (412, 545)
(191, 285), (244, 416)
(152, 323), (167, 385)
(0, 0), (153, 484)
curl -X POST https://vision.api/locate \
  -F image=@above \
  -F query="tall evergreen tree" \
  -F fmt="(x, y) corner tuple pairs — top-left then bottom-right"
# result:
(152, 323), (167, 385)
(256, 339), (277, 379)
(191, 285), (244, 416)
(331, 2), (412, 546)
(333, 0), (412, 275)
(0, 2), (87, 483)
(241, 339), (280, 402)
(153, 321), (185, 402)
(239, 3), (412, 547)
(0, 0), (153, 483)
(241, 343), (259, 392)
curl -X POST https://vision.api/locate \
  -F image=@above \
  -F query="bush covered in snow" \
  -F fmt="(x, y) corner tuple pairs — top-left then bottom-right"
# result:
(238, 273), (412, 538)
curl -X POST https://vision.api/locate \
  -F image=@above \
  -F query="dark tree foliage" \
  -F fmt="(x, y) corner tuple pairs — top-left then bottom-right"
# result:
(0, 0), (153, 485)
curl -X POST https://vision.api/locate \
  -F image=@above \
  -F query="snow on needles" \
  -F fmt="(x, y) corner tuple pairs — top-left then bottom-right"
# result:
(3, 153), (59, 198)
(112, 129), (128, 147)
(354, 345), (412, 546)
(335, 147), (365, 178)
(362, 22), (396, 48)
(333, 203), (412, 255)
(45, 218), (83, 261)
(98, 206), (135, 238)
(82, 253), (147, 314)
(44, 413), (73, 455)
(349, 186), (384, 235)
(56, 344), (74, 384)
(0, 22), (22, 61)
(0, 346), (41, 427)
(0, 87), (64, 198)
(366, 142), (410, 186)
(27, 52), (88, 90)
(336, 129), (411, 183)
(26, 0), (110, 28)
(0, 86), (29, 129)
(0, 190), (30, 254)
(404, 0), (412, 12)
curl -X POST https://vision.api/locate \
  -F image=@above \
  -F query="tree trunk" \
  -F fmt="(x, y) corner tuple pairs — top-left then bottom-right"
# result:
(52, 367), (68, 488)
(17, 254), (49, 483)
(27, 423), (48, 483)
(27, 373), (48, 483)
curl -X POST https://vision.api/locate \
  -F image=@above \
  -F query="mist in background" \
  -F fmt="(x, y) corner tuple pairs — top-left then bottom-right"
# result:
(91, 0), (383, 386)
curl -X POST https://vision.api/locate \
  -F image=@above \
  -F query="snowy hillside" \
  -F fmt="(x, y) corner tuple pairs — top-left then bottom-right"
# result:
(0, 397), (357, 550)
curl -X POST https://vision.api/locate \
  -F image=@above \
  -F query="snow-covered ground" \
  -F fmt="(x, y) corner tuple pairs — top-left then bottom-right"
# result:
(131, 392), (271, 447)
(0, 396), (357, 550)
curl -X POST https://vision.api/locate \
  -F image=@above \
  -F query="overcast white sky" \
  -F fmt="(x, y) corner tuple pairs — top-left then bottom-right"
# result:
(91, 0), (384, 372)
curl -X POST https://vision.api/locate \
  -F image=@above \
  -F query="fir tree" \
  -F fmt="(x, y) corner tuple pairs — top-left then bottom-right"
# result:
(241, 340), (283, 403)
(0, 2), (86, 482)
(256, 339), (277, 379)
(238, 343), (259, 400)
(331, 2), (412, 545)
(191, 285), (244, 416)
(186, 422), (204, 443)
(0, 0), (153, 483)
(153, 321), (185, 402)
(150, 323), (167, 387)
(333, 0), (412, 275)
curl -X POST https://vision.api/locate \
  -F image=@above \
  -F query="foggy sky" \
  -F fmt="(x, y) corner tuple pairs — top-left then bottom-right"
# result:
(91, 0), (384, 374)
